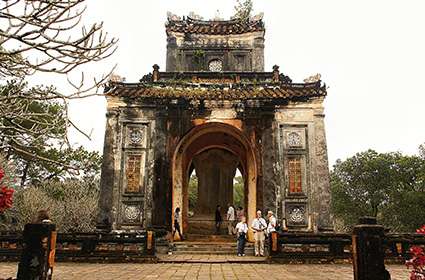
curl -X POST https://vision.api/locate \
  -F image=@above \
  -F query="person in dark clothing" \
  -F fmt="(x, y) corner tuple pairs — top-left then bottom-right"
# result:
(173, 207), (183, 240)
(215, 205), (222, 234)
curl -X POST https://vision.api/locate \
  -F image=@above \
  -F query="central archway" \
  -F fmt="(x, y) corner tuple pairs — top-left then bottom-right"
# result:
(172, 122), (258, 240)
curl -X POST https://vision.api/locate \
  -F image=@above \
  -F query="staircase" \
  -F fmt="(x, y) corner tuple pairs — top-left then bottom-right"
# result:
(171, 234), (254, 255)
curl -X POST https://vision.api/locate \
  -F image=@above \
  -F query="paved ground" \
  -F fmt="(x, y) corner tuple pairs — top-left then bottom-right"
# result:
(0, 262), (409, 280)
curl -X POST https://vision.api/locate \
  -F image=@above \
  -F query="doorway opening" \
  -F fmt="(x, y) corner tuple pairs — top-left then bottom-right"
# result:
(172, 122), (257, 239)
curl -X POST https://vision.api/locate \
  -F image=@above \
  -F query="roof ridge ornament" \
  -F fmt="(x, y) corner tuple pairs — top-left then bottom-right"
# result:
(303, 73), (322, 83)
(167, 12), (181, 22)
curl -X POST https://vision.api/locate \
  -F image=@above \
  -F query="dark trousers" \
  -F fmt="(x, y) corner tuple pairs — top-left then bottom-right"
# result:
(237, 234), (246, 255)
(174, 220), (183, 239)
(215, 221), (221, 234)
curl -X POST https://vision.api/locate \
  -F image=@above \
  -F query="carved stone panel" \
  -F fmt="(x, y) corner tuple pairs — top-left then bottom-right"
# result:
(282, 128), (306, 150)
(124, 124), (148, 148)
(121, 203), (143, 224)
(286, 203), (307, 226)
(124, 153), (146, 194)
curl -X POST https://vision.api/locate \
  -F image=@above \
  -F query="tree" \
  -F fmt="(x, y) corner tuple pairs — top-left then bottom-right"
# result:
(1, 81), (102, 186)
(188, 174), (198, 216)
(1, 0), (117, 86)
(1, 1), (117, 173)
(233, 0), (253, 21)
(10, 178), (99, 232)
(331, 149), (425, 232)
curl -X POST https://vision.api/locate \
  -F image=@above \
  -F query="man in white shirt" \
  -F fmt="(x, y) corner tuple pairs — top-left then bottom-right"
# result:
(235, 216), (248, 256)
(267, 210), (277, 235)
(227, 204), (236, 235)
(251, 210), (267, 256)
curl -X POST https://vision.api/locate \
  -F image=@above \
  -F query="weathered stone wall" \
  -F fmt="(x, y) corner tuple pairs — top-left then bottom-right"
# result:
(166, 31), (265, 72)
(274, 97), (332, 231)
(98, 96), (331, 232)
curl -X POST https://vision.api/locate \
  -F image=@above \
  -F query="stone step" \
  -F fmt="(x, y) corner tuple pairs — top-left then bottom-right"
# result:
(172, 250), (254, 255)
(174, 246), (254, 251)
(172, 240), (254, 255)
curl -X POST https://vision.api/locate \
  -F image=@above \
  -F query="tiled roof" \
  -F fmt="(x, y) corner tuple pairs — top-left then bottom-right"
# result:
(166, 17), (265, 35)
(105, 81), (326, 101)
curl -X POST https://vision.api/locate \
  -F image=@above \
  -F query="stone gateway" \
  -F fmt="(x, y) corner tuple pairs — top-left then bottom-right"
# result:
(97, 13), (333, 237)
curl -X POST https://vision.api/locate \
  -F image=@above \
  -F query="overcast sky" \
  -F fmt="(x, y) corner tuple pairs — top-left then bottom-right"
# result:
(62, 0), (425, 167)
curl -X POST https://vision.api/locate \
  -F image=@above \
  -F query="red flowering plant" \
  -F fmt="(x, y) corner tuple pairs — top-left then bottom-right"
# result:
(0, 167), (14, 213)
(406, 225), (425, 280)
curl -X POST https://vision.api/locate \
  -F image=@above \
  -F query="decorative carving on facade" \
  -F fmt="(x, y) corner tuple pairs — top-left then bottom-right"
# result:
(125, 125), (147, 148)
(123, 204), (141, 222)
(208, 59), (223, 72)
(287, 205), (306, 225)
(128, 128), (143, 145)
(140, 73), (152, 82)
(287, 132), (302, 148)
(303, 73), (321, 83)
(167, 12), (181, 21)
(279, 73), (292, 84)
(282, 128), (306, 150)
(125, 155), (142, 193)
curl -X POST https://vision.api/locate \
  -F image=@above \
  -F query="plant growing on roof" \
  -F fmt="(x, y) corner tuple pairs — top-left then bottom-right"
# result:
(193, 50), (205, 71)
(234, 0), (253, 22)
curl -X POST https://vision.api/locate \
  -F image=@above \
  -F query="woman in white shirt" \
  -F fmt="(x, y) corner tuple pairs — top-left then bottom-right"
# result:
(235, 216), (248, 256)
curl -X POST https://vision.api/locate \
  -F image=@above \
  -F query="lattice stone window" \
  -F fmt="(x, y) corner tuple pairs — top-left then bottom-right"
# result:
(125, 155), (142, 193)
(288, 157), (302, 193)
(208, 59), (223, 72)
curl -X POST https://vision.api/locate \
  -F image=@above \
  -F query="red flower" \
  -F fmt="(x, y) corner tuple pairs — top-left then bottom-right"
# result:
(407, 225), (425, 280)
(417, 226), (425, 235)
(0, 186), (14, 213)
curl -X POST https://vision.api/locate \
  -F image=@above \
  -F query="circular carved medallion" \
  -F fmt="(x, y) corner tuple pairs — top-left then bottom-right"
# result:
(208, 60), (223, 72)
(129, 129), (143, 145)
(289, 207), (305, 224)
(124, 205), (140, 221)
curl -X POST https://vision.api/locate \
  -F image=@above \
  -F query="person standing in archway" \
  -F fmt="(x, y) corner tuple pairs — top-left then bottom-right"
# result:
(215, 205), (222, 234)
(251, 210), (267, 256)
(227, 204), (236, 235)
(235, 216), (248, 256)
(173, 207), (183, 241)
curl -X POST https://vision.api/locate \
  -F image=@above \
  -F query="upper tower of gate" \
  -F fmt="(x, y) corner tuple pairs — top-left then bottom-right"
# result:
(165, 12), (265, 72)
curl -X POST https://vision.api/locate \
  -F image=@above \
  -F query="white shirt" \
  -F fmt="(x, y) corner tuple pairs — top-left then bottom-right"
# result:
(251, 217), (267, 232)
(267, 216), (277, 234)
(235, 222), (248, 233)
(227, 206), (235, 221)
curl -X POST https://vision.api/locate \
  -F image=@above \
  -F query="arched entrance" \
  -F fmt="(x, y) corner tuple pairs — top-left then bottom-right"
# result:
(172, 122), (257, 240)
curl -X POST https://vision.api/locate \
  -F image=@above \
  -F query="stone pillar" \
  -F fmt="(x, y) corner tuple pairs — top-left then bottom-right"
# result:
(253, 37), (265, 71)
(352, 217), (391, 280)
(313, 109), (332, 230)
(97, 108), (119, 231)
(192, 149), (239, 218)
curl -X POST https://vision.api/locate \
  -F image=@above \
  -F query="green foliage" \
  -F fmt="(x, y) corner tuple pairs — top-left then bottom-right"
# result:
(6, 179), (99, 232)
(188, 174), (198, 215)
(234, 0), (253, 21)
(233, 176), (244, 207)
(1, 81), (102, 185)
(331, 149), (425, 232)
